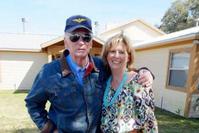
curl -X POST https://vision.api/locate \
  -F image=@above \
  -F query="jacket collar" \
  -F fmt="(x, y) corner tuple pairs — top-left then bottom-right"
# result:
(60, 49), (99, 77)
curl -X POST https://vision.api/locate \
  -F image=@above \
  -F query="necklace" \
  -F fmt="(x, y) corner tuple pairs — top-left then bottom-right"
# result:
(103, 72), (128, 107)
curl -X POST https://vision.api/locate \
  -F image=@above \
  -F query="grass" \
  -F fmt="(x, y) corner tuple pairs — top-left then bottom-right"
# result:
(156, 108), (199, 133)
(0, 90), (199, 133)
(0, 90), (39, 133)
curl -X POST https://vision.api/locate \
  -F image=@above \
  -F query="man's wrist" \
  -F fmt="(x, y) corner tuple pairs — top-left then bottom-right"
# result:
(41, 120), (56, 133)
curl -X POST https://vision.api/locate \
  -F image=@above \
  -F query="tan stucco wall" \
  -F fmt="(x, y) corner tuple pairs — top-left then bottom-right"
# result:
(134, 43), (193, 116)
(100, 21), (163, 43)
(0, 51), (48, 90)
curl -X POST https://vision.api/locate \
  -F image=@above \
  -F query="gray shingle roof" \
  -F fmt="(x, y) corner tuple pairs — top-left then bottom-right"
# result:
(0, 33), (59, 52)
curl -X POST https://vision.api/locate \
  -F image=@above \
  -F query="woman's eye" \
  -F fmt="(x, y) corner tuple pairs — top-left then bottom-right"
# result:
(109, 50), (116, 54)
(119, 51), (125, 54)
(109, 50), (126, 55)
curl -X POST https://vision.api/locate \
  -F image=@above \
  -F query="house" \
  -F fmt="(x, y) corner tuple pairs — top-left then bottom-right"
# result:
(99, 19), (165, 43)
(0, 19), (162, 91)
(0, 32), (104, 90)
(99, 18), (199, 118)
(134, 27), (199, 118)
(1, 18), (198, 118)
(40, 35), (104, 61)
(0, 33), (59, 90)
(39, 19), (163, 61)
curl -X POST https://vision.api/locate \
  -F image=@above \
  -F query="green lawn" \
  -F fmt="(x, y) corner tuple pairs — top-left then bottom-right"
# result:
(156, 108), (199, 133)
(0, 90), (199, 133)
(0, 90), (39, 133)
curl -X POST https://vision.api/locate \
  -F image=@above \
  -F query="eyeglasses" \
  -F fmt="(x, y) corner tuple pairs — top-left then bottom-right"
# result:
(67, 33), (92, 43)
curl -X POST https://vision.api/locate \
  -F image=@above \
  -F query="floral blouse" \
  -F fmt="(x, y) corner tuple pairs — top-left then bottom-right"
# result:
(101, 74), (158, 133)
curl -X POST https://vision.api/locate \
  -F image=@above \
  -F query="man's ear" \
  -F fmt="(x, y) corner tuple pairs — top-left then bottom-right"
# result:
(128, 55), (131, 62)
(90, 42), (93, 48)
(89, 42), (93, 51)
(64, 38), (68, 48)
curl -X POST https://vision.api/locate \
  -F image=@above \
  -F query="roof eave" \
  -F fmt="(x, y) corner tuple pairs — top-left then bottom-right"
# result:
(0, 48), (41, 52)
(41, 35), (105, 49)
(41, 36), (64, 48)
(135, 33), (197, 50)
(100, 19), (165, 36)
(93, 35), (105, 45)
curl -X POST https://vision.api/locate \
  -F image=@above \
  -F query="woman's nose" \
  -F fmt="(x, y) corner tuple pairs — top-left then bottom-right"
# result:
(114, 51), (120, 57)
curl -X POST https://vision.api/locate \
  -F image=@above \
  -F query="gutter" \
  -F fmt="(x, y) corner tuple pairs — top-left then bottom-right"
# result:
(135, 28), (199, 50)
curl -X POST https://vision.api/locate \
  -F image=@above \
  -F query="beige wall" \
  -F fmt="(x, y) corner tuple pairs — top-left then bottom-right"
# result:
(0, 51), (48, 90)
(100, 21), (162, 43)
(134, 43), (193, 116)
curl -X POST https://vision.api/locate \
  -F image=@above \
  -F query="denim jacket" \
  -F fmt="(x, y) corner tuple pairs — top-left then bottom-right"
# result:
(25, 49), (106, 133)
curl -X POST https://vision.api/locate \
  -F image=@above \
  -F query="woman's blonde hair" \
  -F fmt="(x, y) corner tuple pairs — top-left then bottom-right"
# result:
(101, 32), (135, 74)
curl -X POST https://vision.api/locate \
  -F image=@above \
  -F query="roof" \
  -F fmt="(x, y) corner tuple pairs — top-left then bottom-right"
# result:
(41, 35), (64, 48)
(100, 19), (165, 36)
(41, 35), (105, 48)
(134, 26), (199, 49)
(0, 32), (59, 52)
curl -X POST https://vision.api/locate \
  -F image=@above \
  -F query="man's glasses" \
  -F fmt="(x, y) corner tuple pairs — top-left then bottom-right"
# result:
(67, 33), (92, 43)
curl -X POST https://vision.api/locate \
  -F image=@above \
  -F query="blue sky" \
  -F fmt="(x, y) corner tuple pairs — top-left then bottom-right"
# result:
(0, 0), (173, 35)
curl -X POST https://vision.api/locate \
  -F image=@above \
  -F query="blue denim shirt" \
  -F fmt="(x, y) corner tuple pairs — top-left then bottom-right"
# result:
(25, 49), (107, 133)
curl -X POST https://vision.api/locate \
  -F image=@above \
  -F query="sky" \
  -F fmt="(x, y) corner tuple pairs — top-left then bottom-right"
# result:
(0, 0), (174, 35)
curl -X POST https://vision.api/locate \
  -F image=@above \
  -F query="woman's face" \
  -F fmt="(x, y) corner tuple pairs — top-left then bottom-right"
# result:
(107, 42), (128, 71)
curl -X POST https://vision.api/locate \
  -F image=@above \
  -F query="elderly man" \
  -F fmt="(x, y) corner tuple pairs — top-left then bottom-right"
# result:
(25, 15), (153, 133)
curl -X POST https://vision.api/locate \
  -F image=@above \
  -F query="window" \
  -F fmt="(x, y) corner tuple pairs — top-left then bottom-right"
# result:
(167, 49), (191, 89)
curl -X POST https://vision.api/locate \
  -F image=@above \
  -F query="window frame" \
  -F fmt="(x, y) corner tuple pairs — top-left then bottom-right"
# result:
(166, 48), (191, 92)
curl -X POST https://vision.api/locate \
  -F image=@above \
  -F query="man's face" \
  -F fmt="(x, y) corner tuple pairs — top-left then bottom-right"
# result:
(64, 28), (93, 60)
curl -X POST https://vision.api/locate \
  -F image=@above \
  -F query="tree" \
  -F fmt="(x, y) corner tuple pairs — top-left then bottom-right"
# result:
(188, 0), (199, 18)
(160, 0), (199, 33)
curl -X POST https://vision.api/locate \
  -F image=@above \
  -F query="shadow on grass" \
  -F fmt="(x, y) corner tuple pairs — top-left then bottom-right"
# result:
(156, 107), (199, 133)
(13, 90), (29, 94)
(3, 128), (39, 133)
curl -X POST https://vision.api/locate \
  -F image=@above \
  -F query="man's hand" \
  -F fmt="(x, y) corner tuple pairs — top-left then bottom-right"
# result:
(41, 120), (56, 133)
(138, 69), (153, 87)
(53, 129), (58, 133)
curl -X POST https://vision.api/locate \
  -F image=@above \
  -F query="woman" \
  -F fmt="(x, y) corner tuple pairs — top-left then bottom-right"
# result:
(100, 33), (158, 133)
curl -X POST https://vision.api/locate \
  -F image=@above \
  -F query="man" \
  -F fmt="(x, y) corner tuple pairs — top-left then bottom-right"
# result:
(25, 15), (153, 133)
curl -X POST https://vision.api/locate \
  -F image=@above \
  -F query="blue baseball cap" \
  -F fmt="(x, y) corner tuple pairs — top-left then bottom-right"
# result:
(64, 15), (92, 33)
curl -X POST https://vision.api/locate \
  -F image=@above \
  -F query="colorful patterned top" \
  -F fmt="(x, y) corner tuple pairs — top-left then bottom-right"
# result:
(101, 74), (158, 133)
